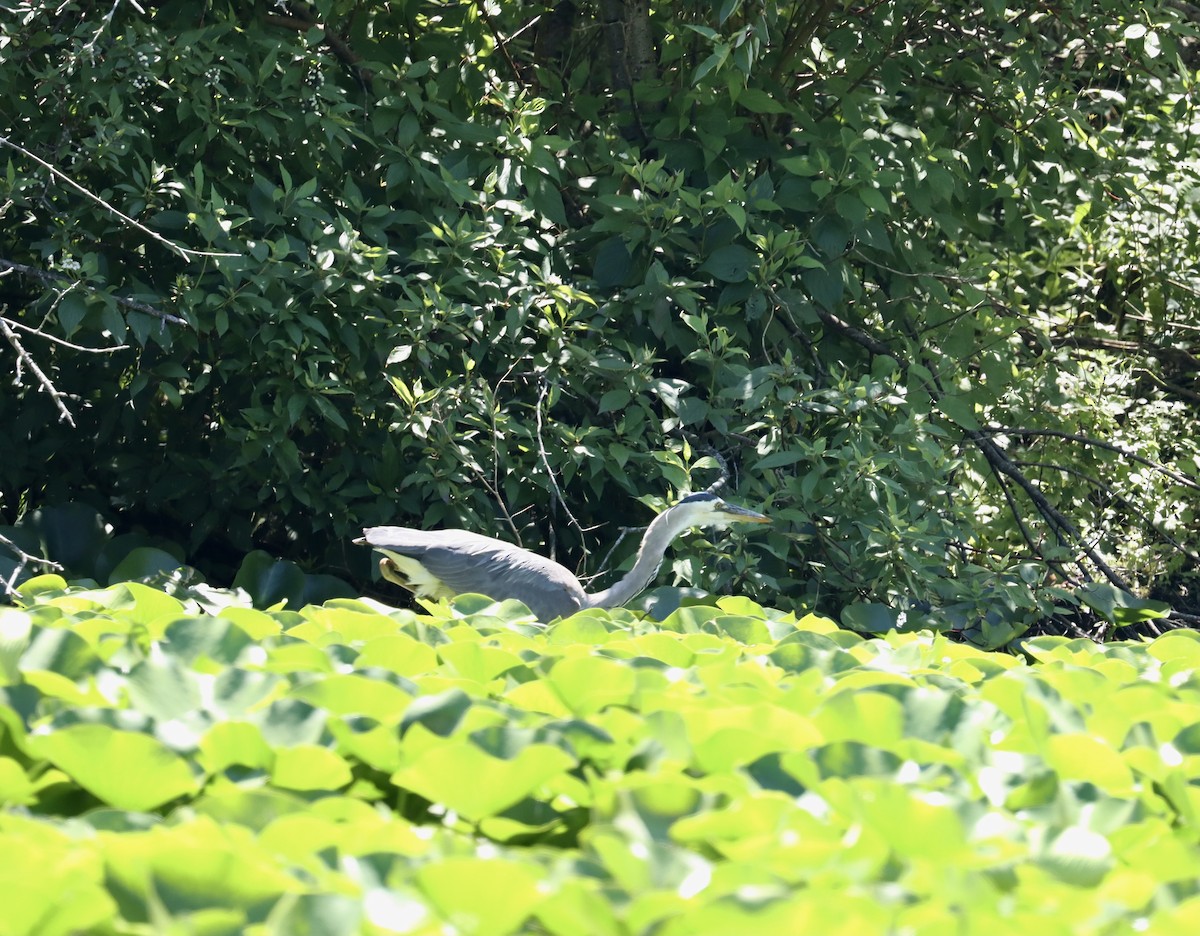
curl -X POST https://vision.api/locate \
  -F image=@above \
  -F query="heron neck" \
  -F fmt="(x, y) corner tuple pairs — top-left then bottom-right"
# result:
(584, 507), (691, 610)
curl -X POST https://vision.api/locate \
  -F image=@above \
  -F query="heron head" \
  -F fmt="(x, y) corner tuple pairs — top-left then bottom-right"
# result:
(674, 492), (771, 529)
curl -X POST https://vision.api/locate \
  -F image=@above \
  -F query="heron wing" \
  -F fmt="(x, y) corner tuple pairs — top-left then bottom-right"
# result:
(359, 526), (587, 621)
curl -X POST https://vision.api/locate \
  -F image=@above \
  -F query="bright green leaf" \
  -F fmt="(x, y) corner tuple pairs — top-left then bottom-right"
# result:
(30, 724), (200, 811)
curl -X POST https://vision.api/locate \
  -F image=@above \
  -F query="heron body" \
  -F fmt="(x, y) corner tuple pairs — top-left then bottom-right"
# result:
(357, 492), (770, 621)
(363, 528), (588, 621)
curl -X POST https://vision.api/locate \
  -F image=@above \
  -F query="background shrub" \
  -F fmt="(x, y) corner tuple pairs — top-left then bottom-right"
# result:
(2, 0), (1197, 643)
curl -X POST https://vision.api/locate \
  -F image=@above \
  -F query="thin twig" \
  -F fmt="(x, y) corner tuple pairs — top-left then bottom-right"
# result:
(510, 11), (543, 41)
(1134, 367), (1200, 406)
(1, 317), (128, 353)
(771, 280), (907, 367)
(763, 284), (830, 378)
(535, 380), (587, 543)
(772, 0), (840, 86)
(483, 398), (521, 544)
(81, 0), (127, 54)
(766, 272), (1167, 591)
(466, 460), (521, 542)
(471, 0), (525, 81)
(591, 525), (641, 582)
(1052, 333), (1200, 371)
(814, 305), (908, 362)
(1166, 609), (1200, 629)
(262, 14), (361, 69)
(0, 136), (238, 261)
(991, 463), (1044, 558)
(0, 316), (76, 427)
(0, 532), (63, 599)
(440, 391), (521, 544)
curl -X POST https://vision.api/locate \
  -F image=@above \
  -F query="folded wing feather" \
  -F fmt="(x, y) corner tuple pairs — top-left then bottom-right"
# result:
(358, 526), (588, 621)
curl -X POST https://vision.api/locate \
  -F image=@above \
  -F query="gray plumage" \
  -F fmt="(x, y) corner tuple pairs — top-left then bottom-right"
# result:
(356, 492), (770, 621)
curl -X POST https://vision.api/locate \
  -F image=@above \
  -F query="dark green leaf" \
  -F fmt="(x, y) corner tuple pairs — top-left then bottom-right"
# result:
(701, 245), (755, 283)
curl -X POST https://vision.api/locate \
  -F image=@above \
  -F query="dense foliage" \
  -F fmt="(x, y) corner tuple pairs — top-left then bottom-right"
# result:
(2, 1), (1199, 642)
(4, 577), (1200, 933)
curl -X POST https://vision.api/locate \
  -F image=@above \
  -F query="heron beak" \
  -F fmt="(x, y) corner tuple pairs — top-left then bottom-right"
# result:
(721, 504), (771, 524)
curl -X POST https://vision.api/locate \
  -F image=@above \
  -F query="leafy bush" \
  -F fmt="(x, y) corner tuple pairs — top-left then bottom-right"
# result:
(2, 1), (1199, 642)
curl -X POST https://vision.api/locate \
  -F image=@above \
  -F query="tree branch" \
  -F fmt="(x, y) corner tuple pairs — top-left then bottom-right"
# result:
(768, 280), (1174, 594)
(0, 137), (238, 262)
(773, 0), (840, 85)
(262, 2), (374, 86)
(591, 524), (641, 584)
(470, 0), (525, 82)
(813, 305), (908, 363)
(1, 317), (128, 354)
(990, 464), (1046, 562)
(0, 316), (76, 427)
(0, 532), (63, 599)
(1051, 332), (1200, 372)
(979, 426), (1200, 491)
(0, 258), (187, 327)
(967, 428), (1130, 589)
(1013, 458), (1200, 565)
(536, 380), (589, 565)
(700, 448), (731, 496)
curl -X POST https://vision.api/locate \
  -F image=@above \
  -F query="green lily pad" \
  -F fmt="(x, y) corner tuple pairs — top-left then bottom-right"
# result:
(30, 723), (200, 811)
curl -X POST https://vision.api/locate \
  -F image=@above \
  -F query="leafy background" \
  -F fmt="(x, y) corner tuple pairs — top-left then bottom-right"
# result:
(2, 1), (1200, 646)
(4, 4), (1200, 929)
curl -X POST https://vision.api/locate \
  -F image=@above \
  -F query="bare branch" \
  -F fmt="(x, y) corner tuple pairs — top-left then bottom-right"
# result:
(435, 397), (521, 545)
(535, 381), (588, 555)
(1167, 610), (1200, 630)
(774, 284), (907, 366)
(0, 532), (63, 599)
(1, 317), (128, 354)
(968, 429), (1130, 589)
(991, 463), (1044, 559)
(1133, 366), (1200, 406)
(81, 0), (127, 55)
(763, 284), (830, 378)
(590, 524), (641, 582)
(814, 305), (908, 362)
(765, 275), (1181, 594)
(0, 136), (238, 261)
(0, 316), (76, 427)
(1051, 332), (1200, 373)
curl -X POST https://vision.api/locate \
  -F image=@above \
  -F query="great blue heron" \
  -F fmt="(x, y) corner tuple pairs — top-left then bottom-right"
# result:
(356, 492), (771, 621)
